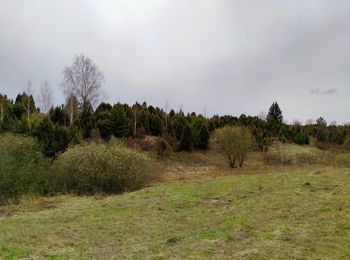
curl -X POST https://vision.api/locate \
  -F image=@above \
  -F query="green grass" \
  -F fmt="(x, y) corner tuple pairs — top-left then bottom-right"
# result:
(1, 169), (350, 259)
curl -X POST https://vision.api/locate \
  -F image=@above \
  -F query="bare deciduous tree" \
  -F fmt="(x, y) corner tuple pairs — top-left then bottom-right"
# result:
(258, 111), (267, 121)
(293, 119), (302, 126)
(64, 95), (79, 125)
(24, 79), (33, 122)
(0, 97), (4, 124)
(305, 119), (314, 125)
(37, 80), (53, 114)
(164, 99), (169, 128)
(61, 54), (105, 108)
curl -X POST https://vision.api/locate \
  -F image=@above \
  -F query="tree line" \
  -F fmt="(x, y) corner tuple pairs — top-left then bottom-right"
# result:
(0, 55), (349, 158)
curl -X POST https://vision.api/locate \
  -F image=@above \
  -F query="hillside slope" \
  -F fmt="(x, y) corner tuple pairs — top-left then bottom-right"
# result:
(1, 169), (350, 259)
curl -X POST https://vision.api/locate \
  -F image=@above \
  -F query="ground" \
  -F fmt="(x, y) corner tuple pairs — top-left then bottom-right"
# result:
(1, 143), (350, 259)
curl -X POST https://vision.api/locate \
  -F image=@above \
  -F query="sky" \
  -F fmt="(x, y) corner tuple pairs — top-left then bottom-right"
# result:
(0, 0), (349, 124)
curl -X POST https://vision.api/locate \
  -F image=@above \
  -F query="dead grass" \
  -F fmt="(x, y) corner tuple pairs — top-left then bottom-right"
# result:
(150, 142), (337, 184)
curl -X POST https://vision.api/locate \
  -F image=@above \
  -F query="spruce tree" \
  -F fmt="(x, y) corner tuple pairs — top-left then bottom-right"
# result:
(267, 102), (283, 134)
(179, 123), (192, 151)
(197, 124), (210, 150)
(111, 103), (131, 138)
(267, 102), (283, 125)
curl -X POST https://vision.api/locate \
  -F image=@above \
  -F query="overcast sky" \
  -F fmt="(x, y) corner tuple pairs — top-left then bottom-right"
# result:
(0, 0), (349, 123)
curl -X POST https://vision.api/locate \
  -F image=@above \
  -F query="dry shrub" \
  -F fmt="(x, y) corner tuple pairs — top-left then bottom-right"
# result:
(262, 150), (335, 166)
(164, 134), (179, 152)
(336, 153), (350, 168)
(90, 128), (102, 140)
(126, 135), (159, 151)
(261, 151), (293, 166)
(157, 138), (172, 157)
(315, 141), (341, 151)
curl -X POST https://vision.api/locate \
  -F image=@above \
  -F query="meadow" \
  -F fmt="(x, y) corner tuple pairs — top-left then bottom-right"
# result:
(1, 141), (350, 259)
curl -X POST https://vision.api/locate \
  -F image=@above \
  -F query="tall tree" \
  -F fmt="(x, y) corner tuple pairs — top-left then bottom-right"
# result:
(316, 117), (327, 127)
(64, 95), (79, 125)
(267, 102), (283, 125)
(24, 80), (34, 122)
(61, 54), (105, 108)
(267, 102), (283, 134)
(37, 80), (53, 114)
(197, 124), (210, 150)
(179, 123), (192, 151)
(0, 96), (4, 125)
(111, 103), (131, 138)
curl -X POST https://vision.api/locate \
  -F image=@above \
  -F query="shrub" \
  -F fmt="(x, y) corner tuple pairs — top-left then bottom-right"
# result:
(343, 135), (350, 152)
(157, 137), (172, 157)
(0, 134), (48, 205)
(262, 150), (335, 166)
(52, 140), (150, 195)
(261, 150), (293, 166)
(210, 126), (253, 168)
(33, 117), (70, 158)
(252, 127), (273, 152)
(293, 132), (310, 145)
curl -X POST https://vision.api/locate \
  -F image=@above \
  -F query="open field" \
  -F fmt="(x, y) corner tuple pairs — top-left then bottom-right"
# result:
(1, 166), (350, 259)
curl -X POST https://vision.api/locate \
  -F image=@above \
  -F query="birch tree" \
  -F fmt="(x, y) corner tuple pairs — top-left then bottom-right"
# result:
(37, 80), (53, 114)
(61, 54), (105, 109)
(24, 80), (33, 122)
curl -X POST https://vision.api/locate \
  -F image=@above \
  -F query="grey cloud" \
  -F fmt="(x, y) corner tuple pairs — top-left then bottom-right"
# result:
(0, 0), (349, 123)
(310, 88), (338, 95)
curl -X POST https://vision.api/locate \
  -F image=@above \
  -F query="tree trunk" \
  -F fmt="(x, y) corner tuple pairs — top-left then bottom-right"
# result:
(0, 102), (3, 124)
(133, 109), (137, 137)
(70, 97), (74, 125)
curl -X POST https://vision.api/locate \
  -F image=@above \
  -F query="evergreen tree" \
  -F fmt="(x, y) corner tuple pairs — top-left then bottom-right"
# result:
(96, 110), (113, 139)
(34, 117), (70, 158)
(111, 103), (131, 138)
(77, 102), (95, 138)
(49, 106), (69, 126)
(293, 131), (310, 145)
(179, 123), (192, 151)
(267, 102), (283, 125)
(267, 102), (283, 134)
(197, 124), (210, 149)
(149, 113), (163, 136)
(316, 117), (327, 127)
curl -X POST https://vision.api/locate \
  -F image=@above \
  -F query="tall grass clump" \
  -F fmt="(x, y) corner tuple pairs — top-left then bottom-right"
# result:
(336, 153), (350, 168)
(0, 134), (49, 205)
(52, 138), (151, 194)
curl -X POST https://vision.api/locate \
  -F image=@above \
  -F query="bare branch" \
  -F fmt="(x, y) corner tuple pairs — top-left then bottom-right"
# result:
(37, 80), (53, 114)
(61, 54), (105, 108)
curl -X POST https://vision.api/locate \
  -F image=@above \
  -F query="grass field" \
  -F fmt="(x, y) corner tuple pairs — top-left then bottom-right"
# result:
(1, 167), (350, 259)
